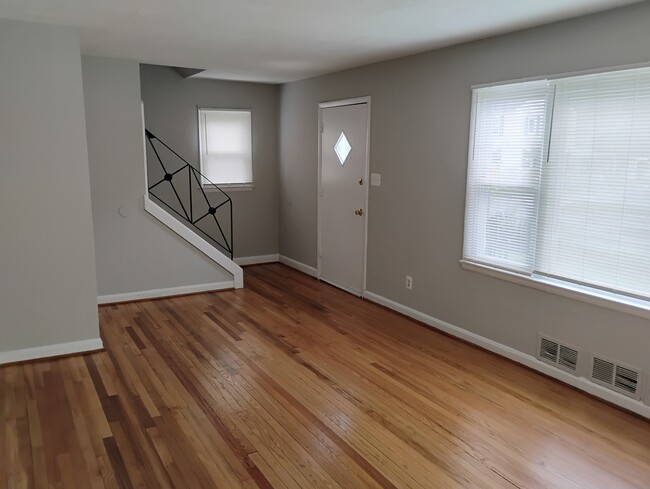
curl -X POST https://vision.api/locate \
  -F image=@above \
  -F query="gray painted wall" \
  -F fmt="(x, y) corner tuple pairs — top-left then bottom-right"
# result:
(82, 56), (232, 296)
(140, 65), (280, 259)
(0, 20), (100, 352)
(279, 1), (650, 404)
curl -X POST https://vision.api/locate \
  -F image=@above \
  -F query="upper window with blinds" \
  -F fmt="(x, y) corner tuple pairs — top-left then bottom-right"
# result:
(463, 66), (650, 302)
(198, 108), (253, 188)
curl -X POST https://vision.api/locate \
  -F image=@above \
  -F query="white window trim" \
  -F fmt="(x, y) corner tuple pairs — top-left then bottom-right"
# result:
(463, 65), (650, 319)
(204, 183), (254, 192)
(471, 61), (650, 90)
(197, 107), (253, 188)
(460, 259), (650, 321)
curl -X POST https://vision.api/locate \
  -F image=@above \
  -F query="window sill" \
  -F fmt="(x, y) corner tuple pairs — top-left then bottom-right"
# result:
(203, 184), (254, 192)
(459, 259), (650, 321)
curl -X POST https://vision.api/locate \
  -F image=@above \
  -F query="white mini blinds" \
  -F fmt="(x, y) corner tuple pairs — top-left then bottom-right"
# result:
(463, 66), (650, 300)
(198, 108), (252, 186)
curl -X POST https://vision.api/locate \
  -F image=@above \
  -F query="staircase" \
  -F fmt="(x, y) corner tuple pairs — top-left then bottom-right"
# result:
(143, 129), (243, 288)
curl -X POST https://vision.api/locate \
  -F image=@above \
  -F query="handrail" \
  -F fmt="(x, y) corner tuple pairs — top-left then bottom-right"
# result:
(144, 129), (234, 259)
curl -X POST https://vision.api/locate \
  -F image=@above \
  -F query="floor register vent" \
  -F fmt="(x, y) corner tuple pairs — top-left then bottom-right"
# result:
(537, 336), (578, 373)
(591, 356), (642, 400)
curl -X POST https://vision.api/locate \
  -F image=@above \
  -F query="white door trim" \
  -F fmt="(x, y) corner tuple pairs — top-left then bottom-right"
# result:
(317, 96), (371, 294)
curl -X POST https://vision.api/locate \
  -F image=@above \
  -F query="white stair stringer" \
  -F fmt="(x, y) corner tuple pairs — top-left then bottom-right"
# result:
(144, 196), (243, 289)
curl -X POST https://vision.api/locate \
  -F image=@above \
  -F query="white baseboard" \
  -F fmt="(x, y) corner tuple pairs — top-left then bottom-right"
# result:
(362, 290), (650, 420)
(279, 255), (318, 278)
(0, 338), (104, 365)
(98, 281), (234, 305)
(235, 254), (280, 266)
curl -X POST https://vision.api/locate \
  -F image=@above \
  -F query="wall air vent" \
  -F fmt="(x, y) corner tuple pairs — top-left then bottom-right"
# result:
(558, 345), (578, 371)
(591, 355), (642, 400)
(539, 337), (558, 362)
(537, 335), (578, 373)
(615, 366), (639, 396)
(592, 357), (615, 384)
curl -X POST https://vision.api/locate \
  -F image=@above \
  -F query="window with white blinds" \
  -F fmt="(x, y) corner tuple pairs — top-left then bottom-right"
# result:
(464, 80), (553, 272)
(198, 108), (252, 186)
(463, 66), (650, 302)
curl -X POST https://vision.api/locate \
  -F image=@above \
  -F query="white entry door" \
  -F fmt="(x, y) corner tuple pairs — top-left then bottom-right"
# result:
(319, 99), (370, 295)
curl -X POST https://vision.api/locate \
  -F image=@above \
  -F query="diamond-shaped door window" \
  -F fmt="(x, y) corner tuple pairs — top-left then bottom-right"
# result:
(334, 132), (352, 165)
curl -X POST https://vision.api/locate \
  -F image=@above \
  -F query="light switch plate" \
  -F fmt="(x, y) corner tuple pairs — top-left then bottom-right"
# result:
(370, 173), (381, 186)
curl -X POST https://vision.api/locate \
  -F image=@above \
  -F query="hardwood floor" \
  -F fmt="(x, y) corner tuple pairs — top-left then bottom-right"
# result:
(2, 263), (650, 488)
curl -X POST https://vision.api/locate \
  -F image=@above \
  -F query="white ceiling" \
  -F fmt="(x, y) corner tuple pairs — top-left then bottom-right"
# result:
(0, 0), (638, 83)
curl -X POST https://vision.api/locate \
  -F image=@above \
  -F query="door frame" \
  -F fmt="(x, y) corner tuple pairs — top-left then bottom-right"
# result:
(317, 96), (371, 295)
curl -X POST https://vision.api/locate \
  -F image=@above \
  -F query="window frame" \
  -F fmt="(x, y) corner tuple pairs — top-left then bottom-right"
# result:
(461, 64), (650, 320)
(197, 107), (254, 191)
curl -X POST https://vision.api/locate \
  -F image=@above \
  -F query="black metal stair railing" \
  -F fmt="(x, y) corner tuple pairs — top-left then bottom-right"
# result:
(144, 129), (233, 259)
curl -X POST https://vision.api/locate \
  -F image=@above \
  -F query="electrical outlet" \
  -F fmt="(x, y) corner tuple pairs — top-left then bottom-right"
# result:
(405, 275), (413, 289)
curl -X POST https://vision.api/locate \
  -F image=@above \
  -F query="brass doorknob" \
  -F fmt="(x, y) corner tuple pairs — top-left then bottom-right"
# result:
(355, 208), (364, 216)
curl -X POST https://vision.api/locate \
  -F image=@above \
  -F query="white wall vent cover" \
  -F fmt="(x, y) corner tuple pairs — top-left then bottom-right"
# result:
(537, 335), (579, 373)
(591, 355), (642, 400)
